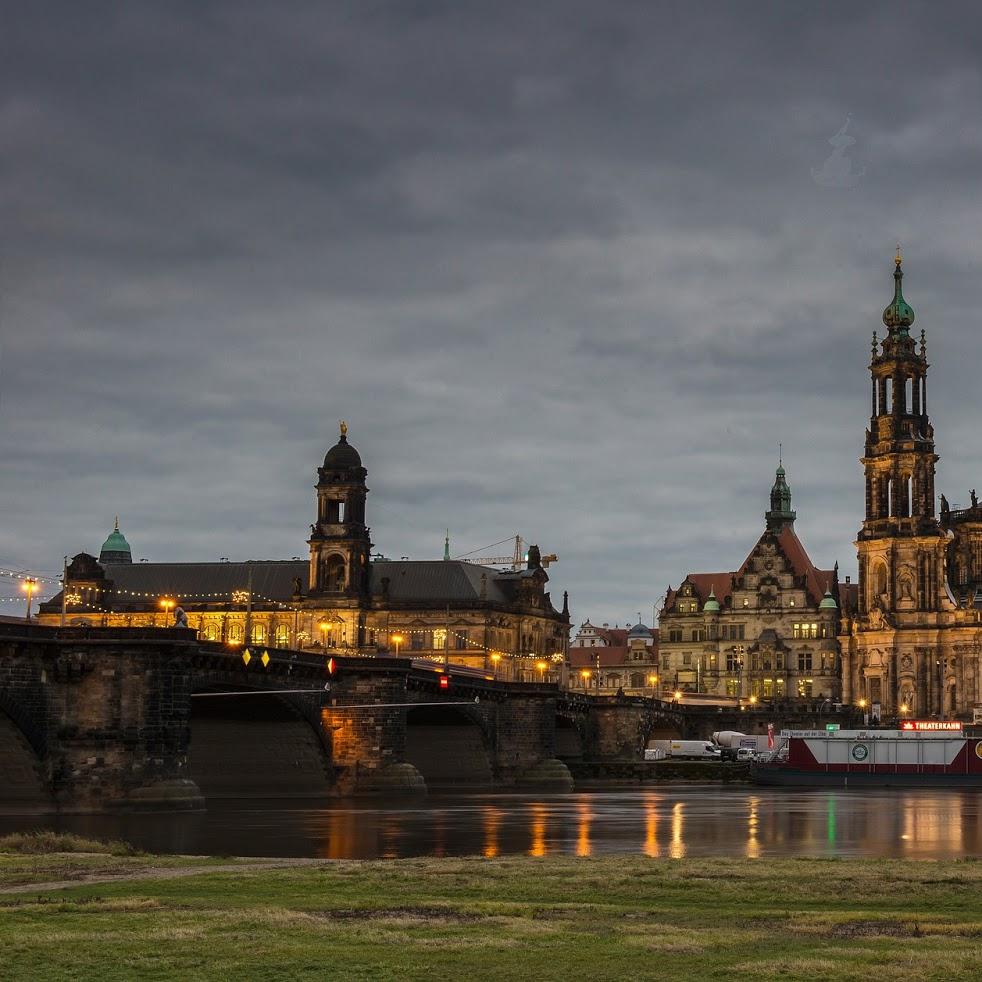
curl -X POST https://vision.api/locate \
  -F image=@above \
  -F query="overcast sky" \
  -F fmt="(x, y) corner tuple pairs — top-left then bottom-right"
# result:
(2, 2), (982, 625)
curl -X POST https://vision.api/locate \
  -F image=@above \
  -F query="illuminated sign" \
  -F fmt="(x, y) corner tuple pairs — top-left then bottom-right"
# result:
(900, 720), (962, 731)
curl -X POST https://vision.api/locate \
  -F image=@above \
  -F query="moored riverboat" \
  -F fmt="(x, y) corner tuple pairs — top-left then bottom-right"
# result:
(751, 722), (982, 787)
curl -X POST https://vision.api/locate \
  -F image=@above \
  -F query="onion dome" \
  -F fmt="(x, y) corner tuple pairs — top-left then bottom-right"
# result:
(819, 588), (838, 610)
(882, 249), (915, 334)
(703, 587), (721, 613)
(323, 420), (362, 469)
(99, 517), (132, 565)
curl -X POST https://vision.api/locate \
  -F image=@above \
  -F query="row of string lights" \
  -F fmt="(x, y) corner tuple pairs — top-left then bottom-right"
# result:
(4, 573), (563, 663)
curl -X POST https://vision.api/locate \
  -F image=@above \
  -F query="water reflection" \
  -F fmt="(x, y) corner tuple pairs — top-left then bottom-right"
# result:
(670, 802), (686, 859)
(528, 802), (547, 857)
(4, 788), (982, 860)
(643, 799), (659, 858)
(483, 806), (502, 858)
(746, 796), (760, 859)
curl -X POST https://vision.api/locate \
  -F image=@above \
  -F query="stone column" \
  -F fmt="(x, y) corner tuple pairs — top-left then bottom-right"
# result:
(323, 670), (425, 795)
(494, 696), (572, 791)
(916, 648), (928, 717)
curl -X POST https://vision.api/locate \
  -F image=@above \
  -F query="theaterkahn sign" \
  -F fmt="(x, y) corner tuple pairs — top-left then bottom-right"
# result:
(900, 720), (963, 732)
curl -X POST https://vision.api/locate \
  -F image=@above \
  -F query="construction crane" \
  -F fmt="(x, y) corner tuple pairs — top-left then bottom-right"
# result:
(454, 535), (558, 570)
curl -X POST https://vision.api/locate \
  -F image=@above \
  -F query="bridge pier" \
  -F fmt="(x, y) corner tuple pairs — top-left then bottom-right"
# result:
(0, 625), (204, 813)
(324, 669), (425, 795)
(493, 696), (573, 791)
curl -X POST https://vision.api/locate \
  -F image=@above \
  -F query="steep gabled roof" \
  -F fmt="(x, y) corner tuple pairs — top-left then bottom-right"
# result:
(664, 527), (836, 613)
(773, 526), (835, 608)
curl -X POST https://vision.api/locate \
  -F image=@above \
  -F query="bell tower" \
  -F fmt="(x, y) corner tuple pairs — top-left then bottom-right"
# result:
(308, 421), (372, 599)
(857, 250), (946, 616)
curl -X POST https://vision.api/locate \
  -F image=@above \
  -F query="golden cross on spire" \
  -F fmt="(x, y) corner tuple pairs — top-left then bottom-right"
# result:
(895, 242), (902, 266)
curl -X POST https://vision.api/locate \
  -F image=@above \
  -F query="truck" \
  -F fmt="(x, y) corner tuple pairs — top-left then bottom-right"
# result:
(645, 739), (721, 760)
(711, 731), (782, 761)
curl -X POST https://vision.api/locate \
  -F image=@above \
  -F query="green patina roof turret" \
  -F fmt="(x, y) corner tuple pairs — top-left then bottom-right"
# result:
(703, 587), (721, 612)
(882, 248), (915, 335)
(99, 517), (132, 565)
(819, 588), (838, 610)
(766, 459), (796, 532)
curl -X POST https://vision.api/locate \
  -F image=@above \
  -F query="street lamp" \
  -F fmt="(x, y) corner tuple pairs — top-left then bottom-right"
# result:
(391, 632), (405, 656)
(900, 702), (910, 716)
(491, 652), (501, 678)
(581, 668), (591, 690)
(159, 597), (175, 626)
(749, 694), (758, 707)
(536, 660), (548, 681)
(22, 578), (38, 622)
(318, 621), (329, 647)
(648, 674), (658, 698)
(673, 689), (683, 704)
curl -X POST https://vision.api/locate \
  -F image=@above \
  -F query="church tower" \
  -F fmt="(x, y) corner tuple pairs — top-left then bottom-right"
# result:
(765, 461), (796, 532)
(307, 422), (372, 600)
(856, 250), (947, 619)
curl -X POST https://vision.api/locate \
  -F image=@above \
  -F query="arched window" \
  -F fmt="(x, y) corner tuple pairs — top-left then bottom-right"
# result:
(274, 624), (290, 646)
(229, 623), (243, 643)
(202, 622), (219, 641)
(323, 555), (346, 592)
(885, 377), (892, 414)
(252, 623), (267, 643)
(886, 478), (894, 517)
(874, 562), (888, 598)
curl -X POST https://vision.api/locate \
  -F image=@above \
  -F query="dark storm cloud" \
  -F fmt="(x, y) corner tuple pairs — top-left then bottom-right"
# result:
(3, 1), (982, 623)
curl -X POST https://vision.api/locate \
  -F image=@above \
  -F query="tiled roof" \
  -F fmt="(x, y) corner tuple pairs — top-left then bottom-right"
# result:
(664, 526), (836, 612)
(40, 557), (553, 613)
(569, 645), (632, 668)
(369, 561), (514, 604)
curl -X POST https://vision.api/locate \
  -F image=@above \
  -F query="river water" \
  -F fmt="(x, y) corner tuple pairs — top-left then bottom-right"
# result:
(3, 786), (982, 860)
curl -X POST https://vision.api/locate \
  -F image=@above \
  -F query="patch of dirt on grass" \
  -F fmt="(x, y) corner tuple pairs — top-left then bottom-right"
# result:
(828, 919), (925, 938)
(311, 906), (486, 923)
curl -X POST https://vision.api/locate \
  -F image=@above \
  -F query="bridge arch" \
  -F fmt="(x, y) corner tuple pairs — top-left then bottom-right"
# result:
(0, 699), (51, 810)
(189, 681), (332, 800)
(403, 703), (494, 789)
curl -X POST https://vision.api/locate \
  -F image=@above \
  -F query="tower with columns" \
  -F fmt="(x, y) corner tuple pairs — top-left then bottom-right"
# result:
(842, 253), (981, 719)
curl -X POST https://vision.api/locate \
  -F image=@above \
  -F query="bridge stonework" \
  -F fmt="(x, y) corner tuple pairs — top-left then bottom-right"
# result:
(0, 625), (202, 812)
(0, 625), (855, 812)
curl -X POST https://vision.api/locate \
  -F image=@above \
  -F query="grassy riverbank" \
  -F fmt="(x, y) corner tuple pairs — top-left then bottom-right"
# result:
(2, 840), (982, 980)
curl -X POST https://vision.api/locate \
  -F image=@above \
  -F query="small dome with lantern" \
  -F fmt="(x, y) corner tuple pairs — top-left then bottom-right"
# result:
(99, 517), (132, 565)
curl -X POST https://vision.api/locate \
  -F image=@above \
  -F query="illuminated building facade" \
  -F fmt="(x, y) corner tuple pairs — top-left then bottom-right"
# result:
(839, 255), (982, 718)
(658, 465), (842, 706)
(38, 426), (571, 681)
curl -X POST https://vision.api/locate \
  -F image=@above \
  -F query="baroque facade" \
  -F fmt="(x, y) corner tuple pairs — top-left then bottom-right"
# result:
(567, 620), (659, 695)
(38, 426), (571, 682)
(658, 466), (841, 705)
(839, 254), (982, 719)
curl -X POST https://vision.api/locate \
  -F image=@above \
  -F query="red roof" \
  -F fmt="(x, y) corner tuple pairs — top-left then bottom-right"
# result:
(664, 526), (835, 612)
(570, 645), (628, 668)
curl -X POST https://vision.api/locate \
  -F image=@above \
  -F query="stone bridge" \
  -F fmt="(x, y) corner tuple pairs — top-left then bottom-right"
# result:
(0, 623), (854, 812)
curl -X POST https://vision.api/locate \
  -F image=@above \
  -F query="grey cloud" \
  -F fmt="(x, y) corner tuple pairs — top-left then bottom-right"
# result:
(3, 1), (982, 621)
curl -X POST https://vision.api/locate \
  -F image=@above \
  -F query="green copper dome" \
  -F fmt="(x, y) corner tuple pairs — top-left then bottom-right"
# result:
(99, 517), (132, 565)
(882, 254), (915, 334)
(703, 587), (721, 612)
(819, 588), (838, 610)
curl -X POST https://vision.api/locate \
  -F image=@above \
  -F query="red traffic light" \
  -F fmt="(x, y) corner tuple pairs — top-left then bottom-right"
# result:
(327, 657), (336, 675)
(439, 674), (450, 690)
